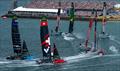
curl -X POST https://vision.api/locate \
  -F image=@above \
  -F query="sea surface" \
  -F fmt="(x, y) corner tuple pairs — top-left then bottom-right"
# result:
(0, 0), (120, 71)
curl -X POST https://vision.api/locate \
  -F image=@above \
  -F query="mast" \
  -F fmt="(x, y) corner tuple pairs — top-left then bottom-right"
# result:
(94, 10), (97, 49)
(55, 2), (61, 33)
(11, 16), (22, 56)
(85, 9), (94, 48)
(40, 16), (52, 61)
(102, 2), (107, 34)
(13, 0), (17, 9)
(68, 2), (75, 33)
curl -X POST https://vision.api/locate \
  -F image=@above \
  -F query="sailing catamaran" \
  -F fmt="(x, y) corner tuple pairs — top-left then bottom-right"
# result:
(99, 2), (110, 39)
(54, 8), (61, 34)
(6, 16), (31, 60)
(84, 9), (94, 51)
(62, 2), (76, 40)
(80, 10), (104, 55)
(51, 2), (63, 36)
(36, 16), (65, 64)
(55, 2), (61, 33)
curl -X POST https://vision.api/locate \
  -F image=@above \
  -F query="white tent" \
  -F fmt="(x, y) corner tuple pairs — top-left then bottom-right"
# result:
(114, 4), (120, 8)
(12, 6), (64, 13)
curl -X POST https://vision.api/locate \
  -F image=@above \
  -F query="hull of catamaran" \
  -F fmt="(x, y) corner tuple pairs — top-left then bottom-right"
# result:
(38, 16), (65, 64)
(36, 59), (65, 64)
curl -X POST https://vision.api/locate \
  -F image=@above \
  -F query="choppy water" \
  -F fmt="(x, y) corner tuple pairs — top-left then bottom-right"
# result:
(0, 0), (120, 71)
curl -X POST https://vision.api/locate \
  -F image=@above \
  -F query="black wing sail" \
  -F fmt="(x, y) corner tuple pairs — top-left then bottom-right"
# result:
(102, 2), (107, 34)
(21, 40), (30, 58)
(94, 11), (98, 49)
(52, 43), (60, 60)
(55, 8), (61, 33)
(40, 16), (52, 62)
(52, 43), (65, 64)
(11, 16), (22, 56)
(68, 2), (75, 33)
(7, 16), (31, 60)
(69, 20), (74, 33)
(55, 2), (61, 33)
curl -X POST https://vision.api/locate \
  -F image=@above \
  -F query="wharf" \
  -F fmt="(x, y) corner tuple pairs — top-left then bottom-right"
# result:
(2, 13), (120, 21)
(1, 0), (120, 21)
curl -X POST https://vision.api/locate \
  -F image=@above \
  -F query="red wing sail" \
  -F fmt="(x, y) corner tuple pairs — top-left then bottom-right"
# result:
(85, 19), (93, 48)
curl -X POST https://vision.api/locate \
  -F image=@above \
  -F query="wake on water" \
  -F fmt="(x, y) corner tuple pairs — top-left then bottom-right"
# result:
(62, 32), (85, 41)
(60, 53), (120, 70)
(99, 34), (120, 45)
(0, 34), (119, 67)
(73, 33), (85, 39)
(0, 51), (100, 67)
(62, 35), (75, 41)
(0, 58), (41, 67)
(61, 34), (120, 63)
(0, 53), (120, 68)
(63, 53), (100, 63)
(61, 33), (75, 41)
(109, 45), (118, 54)
(109, 35), (120, 45)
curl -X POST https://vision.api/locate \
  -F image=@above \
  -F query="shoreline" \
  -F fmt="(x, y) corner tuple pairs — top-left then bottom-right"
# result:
(1, 14), (120, 21)
(1, 1), (120, 21)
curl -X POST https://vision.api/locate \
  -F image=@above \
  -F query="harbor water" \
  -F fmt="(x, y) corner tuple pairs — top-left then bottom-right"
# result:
(0, 0), (120, 71)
